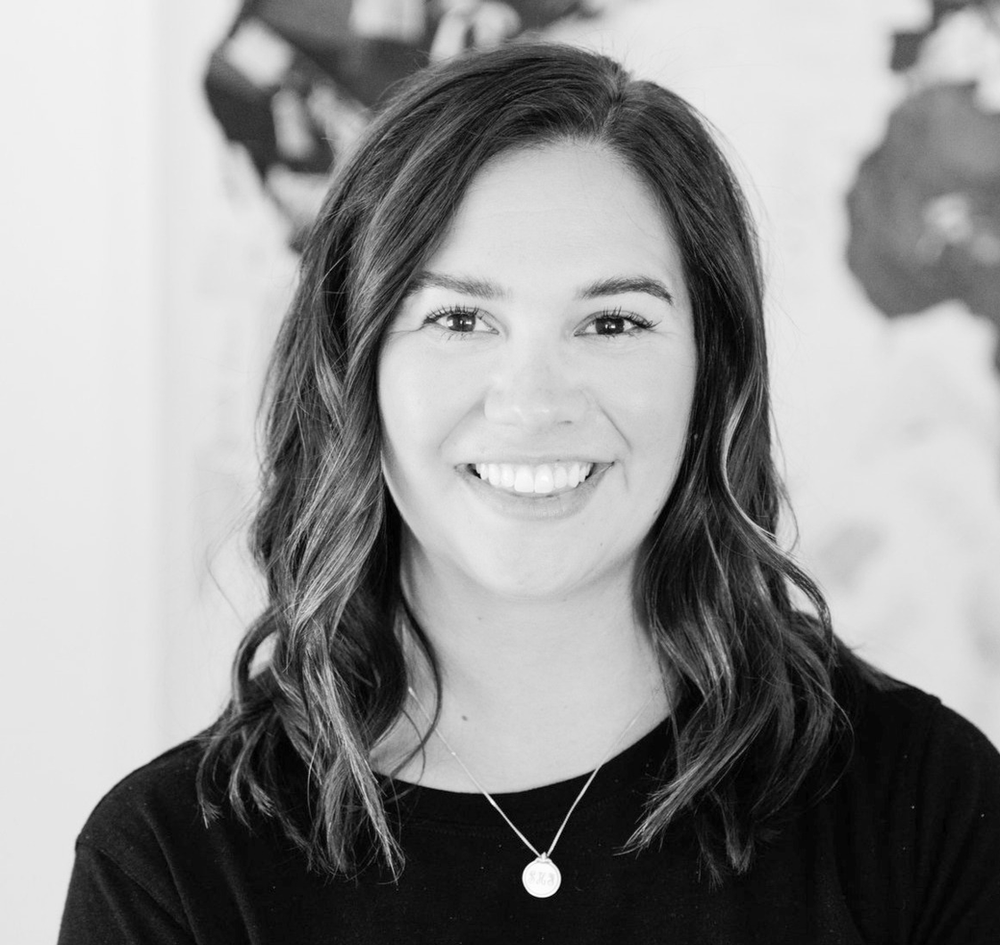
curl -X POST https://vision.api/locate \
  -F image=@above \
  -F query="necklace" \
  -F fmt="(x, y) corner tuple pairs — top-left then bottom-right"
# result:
(406, 686), (658, 898)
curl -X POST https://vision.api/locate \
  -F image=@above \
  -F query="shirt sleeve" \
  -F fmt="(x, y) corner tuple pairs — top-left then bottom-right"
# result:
(58, 842), (196, 945)
(909, 703), (1000, 945)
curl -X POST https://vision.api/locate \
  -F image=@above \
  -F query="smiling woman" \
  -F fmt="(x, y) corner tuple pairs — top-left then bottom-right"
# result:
(59, 44), (1000, 944)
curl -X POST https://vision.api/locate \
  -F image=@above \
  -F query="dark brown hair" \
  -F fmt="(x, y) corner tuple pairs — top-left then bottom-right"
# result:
(199, 42), (866, 882)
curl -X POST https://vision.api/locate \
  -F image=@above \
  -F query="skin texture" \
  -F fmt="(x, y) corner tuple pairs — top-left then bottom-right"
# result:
(375, 142), (697, 790)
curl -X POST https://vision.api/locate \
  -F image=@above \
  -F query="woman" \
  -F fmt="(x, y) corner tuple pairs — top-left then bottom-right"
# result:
(60, 43), (1000, 943)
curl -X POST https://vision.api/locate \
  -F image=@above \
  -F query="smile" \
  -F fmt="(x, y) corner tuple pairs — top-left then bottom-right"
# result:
(472, 461), (595, 495)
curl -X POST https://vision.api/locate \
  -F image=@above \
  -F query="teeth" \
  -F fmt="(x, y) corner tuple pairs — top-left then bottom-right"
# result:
(534, 465), (554, 494)
(513, 466), (534, 493)
(473, 462), (595, 495)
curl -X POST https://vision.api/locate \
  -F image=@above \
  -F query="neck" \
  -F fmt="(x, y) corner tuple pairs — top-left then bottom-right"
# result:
(375, 545), (671, 792)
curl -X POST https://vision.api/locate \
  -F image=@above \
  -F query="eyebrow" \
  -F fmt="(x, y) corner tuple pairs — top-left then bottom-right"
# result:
(406, 272), (674, 305)
(577, 276), (674, 305)
(405, 272), (508, 300)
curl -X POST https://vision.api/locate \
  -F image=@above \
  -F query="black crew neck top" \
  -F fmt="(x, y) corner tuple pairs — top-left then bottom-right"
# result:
(59, 677), (1000, 944)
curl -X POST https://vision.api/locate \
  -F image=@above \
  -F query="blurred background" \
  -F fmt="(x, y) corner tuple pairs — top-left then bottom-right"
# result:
(2, 0), (999, 941)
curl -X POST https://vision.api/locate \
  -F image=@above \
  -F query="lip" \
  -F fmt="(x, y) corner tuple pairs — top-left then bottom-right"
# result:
(465, 456), (607, 465)
(458, 462), (612, 520)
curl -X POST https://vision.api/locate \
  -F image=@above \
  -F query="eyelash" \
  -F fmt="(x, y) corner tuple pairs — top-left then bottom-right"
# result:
(423, 306), (656, 338)
(424, 306), (488, 337)
(582, 307), (656, 336)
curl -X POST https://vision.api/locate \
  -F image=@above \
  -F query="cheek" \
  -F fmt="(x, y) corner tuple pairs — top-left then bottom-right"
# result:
(378, 355), (426, 489)
(377, 343), (479, 479)
(610, 350), (697, 480)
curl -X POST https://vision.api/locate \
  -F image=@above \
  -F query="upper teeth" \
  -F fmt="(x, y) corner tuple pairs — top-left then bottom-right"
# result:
(473, 462), (594, 494)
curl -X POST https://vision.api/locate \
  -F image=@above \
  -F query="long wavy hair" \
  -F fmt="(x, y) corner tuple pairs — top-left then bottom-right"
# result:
(199, 42), (868, 883)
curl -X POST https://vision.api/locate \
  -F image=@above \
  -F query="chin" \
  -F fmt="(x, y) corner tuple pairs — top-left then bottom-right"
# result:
(458, 548), (624, 604)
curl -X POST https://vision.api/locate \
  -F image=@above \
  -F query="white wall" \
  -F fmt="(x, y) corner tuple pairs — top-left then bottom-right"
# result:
(0, 2), (162, 942)
(156, 1), (288, 751)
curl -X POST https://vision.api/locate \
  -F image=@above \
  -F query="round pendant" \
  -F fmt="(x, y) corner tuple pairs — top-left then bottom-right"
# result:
(522, 856), (561, 898)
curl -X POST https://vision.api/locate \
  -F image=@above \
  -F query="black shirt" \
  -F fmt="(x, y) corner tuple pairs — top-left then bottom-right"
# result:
(59, 679), (1000, 944)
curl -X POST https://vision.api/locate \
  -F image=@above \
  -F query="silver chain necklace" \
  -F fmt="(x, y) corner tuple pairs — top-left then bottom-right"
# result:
(406, 686), (658, 898)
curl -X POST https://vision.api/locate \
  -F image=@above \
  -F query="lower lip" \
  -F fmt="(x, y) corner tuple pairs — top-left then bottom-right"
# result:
(458, 464), (611, 520)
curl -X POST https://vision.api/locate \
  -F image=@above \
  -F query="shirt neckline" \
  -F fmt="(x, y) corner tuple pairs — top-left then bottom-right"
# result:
(381, 714), (674, 827)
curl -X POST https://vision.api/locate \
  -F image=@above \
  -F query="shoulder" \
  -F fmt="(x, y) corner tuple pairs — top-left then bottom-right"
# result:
(80, 740), (202, 841)
(76, 735), (296, 862)
(64, 737), (323, 943)
(825, 663), (1000, 942)
(838, 665), (1000, 797)
(77, 740), (206, 859)
(76, 732), (311, 872)
(63, 741), (216, 942)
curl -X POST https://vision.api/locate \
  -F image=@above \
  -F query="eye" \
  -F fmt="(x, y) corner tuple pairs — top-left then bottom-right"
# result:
(424, 306), (491, 334)
(580, 309), (656, 336)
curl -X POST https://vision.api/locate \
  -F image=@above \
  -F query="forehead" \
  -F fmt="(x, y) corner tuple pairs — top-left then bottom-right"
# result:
(422, 142), (684, 294)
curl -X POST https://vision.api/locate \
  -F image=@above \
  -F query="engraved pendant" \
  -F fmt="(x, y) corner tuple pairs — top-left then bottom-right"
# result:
(522, 855), (561, 898)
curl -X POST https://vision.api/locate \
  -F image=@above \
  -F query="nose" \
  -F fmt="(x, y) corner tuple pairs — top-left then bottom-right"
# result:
(483, 343), (588, 430)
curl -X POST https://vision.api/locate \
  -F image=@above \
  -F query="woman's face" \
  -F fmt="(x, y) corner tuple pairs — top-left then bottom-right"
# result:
(378, 141), (698, 601)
